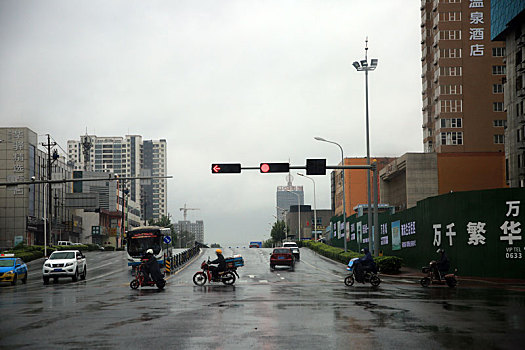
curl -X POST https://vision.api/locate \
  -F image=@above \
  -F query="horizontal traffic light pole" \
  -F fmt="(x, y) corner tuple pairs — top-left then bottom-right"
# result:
(0, 175), (173, 187)
(239, 165), (375, 170)
(212, 159), (376, 174)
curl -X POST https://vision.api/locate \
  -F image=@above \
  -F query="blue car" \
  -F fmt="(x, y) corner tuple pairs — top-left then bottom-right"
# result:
(0, 254), (28, 285)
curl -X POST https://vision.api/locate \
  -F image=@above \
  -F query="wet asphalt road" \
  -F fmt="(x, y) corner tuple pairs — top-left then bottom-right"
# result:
(1, 247), (524, 350)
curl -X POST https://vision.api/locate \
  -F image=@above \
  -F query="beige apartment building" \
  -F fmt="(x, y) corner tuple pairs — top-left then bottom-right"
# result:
(380, 0), (509, 211)
(421, 0), (506, 154)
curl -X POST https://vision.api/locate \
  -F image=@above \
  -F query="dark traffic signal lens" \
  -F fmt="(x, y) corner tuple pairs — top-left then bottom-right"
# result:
(306, 159), (326, 175)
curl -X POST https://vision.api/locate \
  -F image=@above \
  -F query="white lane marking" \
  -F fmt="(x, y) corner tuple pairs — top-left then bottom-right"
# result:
(86, 270), (118, 282)
(300, 258), (344, 278)
(87, 261), (115, 271)
(280, 277), (285, 280)
(248, 275), (255, 279)
(259, 280), (268, 283)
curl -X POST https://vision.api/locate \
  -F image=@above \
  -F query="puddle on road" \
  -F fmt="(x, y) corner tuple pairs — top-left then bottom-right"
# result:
(21, 306), (43, 314)
(108, 312), (163, 328)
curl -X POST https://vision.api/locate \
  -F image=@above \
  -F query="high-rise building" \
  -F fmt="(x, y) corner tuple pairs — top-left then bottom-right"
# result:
(68, 134), (167, 222)
(276, 175), (304, 221)
(421, 0), (506, 154)
(0, 127), (75, 249)
(174, 220), (204, 245)
(491, 0), (525, 187)
(142, 140), (167, 221)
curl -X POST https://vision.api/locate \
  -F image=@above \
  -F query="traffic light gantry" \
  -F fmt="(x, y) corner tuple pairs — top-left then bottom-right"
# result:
(211, 159), (331, 174)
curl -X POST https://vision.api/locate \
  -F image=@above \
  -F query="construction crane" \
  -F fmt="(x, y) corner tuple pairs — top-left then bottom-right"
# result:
(179, 203), (200, 221)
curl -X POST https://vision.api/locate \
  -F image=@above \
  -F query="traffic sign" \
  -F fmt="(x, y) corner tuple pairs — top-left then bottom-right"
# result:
(211, 163), (241, 174)
(163, 236), (172, 244)
(259, 163), (289, 173)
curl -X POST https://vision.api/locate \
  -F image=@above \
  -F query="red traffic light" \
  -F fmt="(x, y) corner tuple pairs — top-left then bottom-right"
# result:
(259, 163), (289, 173)
(260, 163), (270, 173)
(211, 163), (241, 174)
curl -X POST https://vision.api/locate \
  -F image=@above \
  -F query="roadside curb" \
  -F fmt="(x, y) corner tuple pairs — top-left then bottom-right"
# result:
(307, 247), (525, 287)
(381, 272), (525, 287)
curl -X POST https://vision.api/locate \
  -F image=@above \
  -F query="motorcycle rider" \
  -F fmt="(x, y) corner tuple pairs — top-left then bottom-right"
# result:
(354, 248), (376, 283)
(433, 248), (450, 280)
(142, 249), (163, 283)
(209, 249), (226, 280)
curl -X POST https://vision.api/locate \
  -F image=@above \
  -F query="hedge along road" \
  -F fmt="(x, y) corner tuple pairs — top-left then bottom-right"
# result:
(1, 248), (524, 349)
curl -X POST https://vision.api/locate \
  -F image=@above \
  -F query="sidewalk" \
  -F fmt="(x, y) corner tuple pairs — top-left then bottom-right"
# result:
(382, 266), (525, 288)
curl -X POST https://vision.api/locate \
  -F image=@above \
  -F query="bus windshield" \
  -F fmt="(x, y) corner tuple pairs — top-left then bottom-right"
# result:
(127, 231), (162, 256)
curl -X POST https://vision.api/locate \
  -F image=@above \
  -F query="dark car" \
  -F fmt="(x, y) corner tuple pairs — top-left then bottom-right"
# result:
(270, 248), (294, 270)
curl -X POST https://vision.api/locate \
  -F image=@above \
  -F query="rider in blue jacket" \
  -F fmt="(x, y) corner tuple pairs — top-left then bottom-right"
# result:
(354, 248), (376, 282)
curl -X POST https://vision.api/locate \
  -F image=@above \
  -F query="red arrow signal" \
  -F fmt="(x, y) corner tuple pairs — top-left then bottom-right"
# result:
(211, 163), (241, 174)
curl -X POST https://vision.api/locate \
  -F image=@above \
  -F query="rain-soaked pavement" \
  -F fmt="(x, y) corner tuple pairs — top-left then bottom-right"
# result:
(0, 247), (524, 349)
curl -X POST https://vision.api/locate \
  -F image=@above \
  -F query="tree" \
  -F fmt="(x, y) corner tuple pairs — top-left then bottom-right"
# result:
(262, 239), (274, 248)
(271, 220), (288, 245)
(149, 215), (177, 242)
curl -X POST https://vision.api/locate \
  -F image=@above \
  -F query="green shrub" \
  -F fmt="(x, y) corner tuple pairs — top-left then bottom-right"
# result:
(375, 256), (403, 274)
(53, 244), (89, 251)
(85, 244), (102, 251)
(13, 250), (43, 263)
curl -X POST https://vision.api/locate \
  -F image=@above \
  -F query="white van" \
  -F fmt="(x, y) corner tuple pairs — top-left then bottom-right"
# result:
(57, 241), (73, 246)
(282, 242), (300, 260)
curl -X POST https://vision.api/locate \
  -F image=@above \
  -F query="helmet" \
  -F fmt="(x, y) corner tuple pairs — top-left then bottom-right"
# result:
(146, 249), (153, 254)
(216, 249), (222, 254)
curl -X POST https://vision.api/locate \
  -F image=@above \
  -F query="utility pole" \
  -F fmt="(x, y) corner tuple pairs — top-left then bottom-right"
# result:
(41, 134), (57, 243)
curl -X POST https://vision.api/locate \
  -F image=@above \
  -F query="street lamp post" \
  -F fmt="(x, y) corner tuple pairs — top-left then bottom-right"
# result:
(315, 137), (347, 252)
(297, 173), (317, 241)
(285, 190), (301, 241)
(353, 40), (378, 255)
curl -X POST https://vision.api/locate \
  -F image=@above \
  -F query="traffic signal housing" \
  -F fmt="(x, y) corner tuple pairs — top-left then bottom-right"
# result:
(306, 159), (326, 175)
(260, 163), (290, 173)
(211, 163), (241, 174)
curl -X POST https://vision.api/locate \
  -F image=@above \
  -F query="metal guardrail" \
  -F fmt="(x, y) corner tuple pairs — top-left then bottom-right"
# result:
(164, 246), (200, 274)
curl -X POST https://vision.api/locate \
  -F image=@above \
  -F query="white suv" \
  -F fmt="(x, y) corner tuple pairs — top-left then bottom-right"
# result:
(43, 250), (87, 284)
(283, 242), (300, 260)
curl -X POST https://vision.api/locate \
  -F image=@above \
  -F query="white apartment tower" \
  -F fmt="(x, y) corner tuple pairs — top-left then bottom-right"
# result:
(67, 135), (167, 222)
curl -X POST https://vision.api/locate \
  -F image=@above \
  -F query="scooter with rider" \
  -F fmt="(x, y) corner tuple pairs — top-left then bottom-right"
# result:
(420, 248), (457, 288)
(344, 248), (381, 287)
(130, 249), (166, 290)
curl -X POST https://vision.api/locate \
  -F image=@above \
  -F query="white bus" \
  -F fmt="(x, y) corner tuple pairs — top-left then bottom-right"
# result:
(125, 226), (173, 267)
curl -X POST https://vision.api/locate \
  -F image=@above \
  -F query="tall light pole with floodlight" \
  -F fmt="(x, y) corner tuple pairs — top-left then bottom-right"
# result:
(352, 39), (378, 255)
(314, 137), (347, 252)
(297, 173), (317, 241)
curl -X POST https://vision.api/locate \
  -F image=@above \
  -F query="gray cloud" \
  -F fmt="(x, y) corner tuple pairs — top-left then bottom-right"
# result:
(1, 0), (422, 245)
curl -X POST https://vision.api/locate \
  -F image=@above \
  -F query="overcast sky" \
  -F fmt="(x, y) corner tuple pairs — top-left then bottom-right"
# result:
(0, 0), (422, 246)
